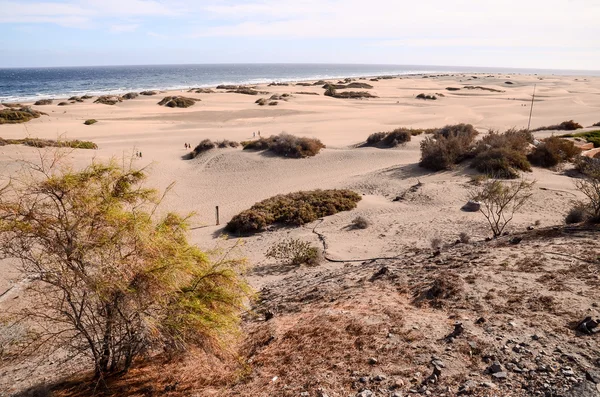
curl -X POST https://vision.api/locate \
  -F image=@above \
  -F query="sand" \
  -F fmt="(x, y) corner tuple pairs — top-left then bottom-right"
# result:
(1, 72), (599, 392)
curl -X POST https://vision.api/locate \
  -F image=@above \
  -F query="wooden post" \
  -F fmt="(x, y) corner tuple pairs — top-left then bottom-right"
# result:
(215, 206), (220, 225)
(527, 84), (536, 131)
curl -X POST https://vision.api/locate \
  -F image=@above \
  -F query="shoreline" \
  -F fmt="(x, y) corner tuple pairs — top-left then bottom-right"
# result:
(3, 69), (600, 104)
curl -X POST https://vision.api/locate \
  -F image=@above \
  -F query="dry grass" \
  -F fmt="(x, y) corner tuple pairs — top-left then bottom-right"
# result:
(94, 96), (123, 105)
(0, 137), (97, 149)
(419, 124), (478, 171)
(528, 136), (581, 168)
(532, 120), (583, 132)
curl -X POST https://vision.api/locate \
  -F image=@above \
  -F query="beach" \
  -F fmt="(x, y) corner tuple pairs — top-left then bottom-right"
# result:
(1, 71), (600, 393)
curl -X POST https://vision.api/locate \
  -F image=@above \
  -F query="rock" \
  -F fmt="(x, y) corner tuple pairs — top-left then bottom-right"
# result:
(492, 372), (508, 380)
(391, 393), (403, 397)
(481, 381), (498, 388)
(140, 90), (158, 96)
(461, 200), (481, 212)
(475, 317), (485, 324)
(300, 393), (309, 397)
(577, 317), (599, 335)
(509, 237), (522, 245)
(356, 390), (373, 397)
(489, 362), (503, 373)
(368, 357), (378, 365)
(123, 92), (139, 100)
(432, 360), (445, 368)
(586, 369), (600, 384)
(564, 381), (600, 397)
(34, 99), (53, 105)
(373, 374), (386, 381)
(359, 376), (368, 383)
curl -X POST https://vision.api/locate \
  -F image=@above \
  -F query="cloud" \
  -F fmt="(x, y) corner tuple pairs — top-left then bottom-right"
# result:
(110, 24), (140, 33)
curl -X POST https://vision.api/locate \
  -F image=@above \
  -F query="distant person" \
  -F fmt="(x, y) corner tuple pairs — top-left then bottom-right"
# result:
(253, 132), (255, 138)
(258, 131), (261, 137)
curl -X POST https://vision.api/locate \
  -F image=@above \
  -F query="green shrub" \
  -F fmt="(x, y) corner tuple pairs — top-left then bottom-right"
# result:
(242, 133), (325, 158)
(266, 238), (321, 266)
(532, 120), (583, 131)
(528, 136), (581, 168)
(226, 189), (361, 233)
(84, 119), (97, 125)
(419, 124), (478, 171)
(0, 107), (46, 124)
(593, 122), (600, 127)
(561, 130), (600, 148)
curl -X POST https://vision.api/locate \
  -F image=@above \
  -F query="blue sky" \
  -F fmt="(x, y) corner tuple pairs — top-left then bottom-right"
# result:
(1, 0), (599, 69)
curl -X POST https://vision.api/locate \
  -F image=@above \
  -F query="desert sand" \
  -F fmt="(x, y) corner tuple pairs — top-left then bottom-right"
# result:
(1, 72), (599, 395)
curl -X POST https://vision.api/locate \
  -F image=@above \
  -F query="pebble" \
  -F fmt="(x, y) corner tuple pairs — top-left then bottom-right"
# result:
(482, 381), (498, 388)
(492, 372), (508, 379)
(368, 357), (378, 365)
(356, 391), (373, 397)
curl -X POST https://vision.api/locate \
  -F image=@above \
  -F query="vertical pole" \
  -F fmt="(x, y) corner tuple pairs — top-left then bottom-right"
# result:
(215, 206), (220, 226)
(527, 84), (536, 131)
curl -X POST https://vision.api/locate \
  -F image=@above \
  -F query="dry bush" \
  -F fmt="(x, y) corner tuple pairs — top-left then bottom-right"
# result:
(416, 93), (437, 100)
(472, 147), (531, 179)
(351, 216), (370, 229)
(463, 86), (504, 93)
(122, 92), (139, 100)
(574, 167), (600, 222)
(446, 87), (461, 91)
(430, 237), (442, 249)
(266, 238), (321, 266)
(574, 156), (600, 176)
(189, 139), (216, 158)
(255, 98), (268, 106)
(0, 107), (47, 124)
(140, 90), (158, 96)
(365, 128), (412, 147)
(419, 124), (478, 171)
(242, 133), (325, 158)
(94, 95), (123, 105)
(34, 99), (53, 105)
(225, 189), (361, 233)
(469, 178), (534, 237)
(227, 87), (261, 95)
(158, 96), (199, 108)
(414, 272), (464, 308)
(216, 140), (240, 148)
(532, 120), (583, 131)
(528, 136), (581, 168)
(83, 119), (97, 125)
(565, 204), (589, 224)
(459, 232), (470, 243)
(470, 129), (533, 178)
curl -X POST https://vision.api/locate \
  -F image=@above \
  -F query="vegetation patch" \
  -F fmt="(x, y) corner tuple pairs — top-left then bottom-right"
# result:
(83, 119), (98, 125)
(365, 128), (412, 147)
(57, 102), (69, 106)
(446, 87), (461, 91)
(122, 92), (139, 100)
(561, 130), (600, 148)
(69, 96), (83, 102)
(225, 189), (361, 233)
(81, 95), (93, 99)
(139, 90), (158, 96)
(471, 129), (533, 178)
(266, 238), (321, 266)
(532, 120), (583, 132)
(0, 137), (97, 149)
(34, 99), (53, 105)
(158, 96), (199, 108)
(528, 136), (581, 168)
(242, 133), (325, 158)
(419, 124), (478, 171)
(188, 88), (215, 93)
(0, 107), (47, 124)
(324, 87), (377, 99)
(294, 92), (319, 95)
(463, 86), (504, 93)
(94, 96), (123, 105)
(416, 93), (437, 100)
(187, 139), (239, 159)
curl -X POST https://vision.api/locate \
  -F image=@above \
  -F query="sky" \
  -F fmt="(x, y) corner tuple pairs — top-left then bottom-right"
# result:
(1, 0), (599, 69)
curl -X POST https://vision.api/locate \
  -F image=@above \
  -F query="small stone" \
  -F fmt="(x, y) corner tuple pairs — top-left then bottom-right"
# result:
(481, 381), (498, 388)
(373, 374), (386, 381)
(432, 360), (445, 368)
(300, 393), (309, 397)
(489, 362), (503, 373)
(368, 357), (378, 365)
(359, 376), (369, 383)
(391, 393), (403, 397)
(492, 372), (508, 379)
(356, 391), (373, 397)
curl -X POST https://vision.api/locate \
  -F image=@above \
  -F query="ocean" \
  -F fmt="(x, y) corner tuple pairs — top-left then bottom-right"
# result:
(1, 63), (598, 103)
